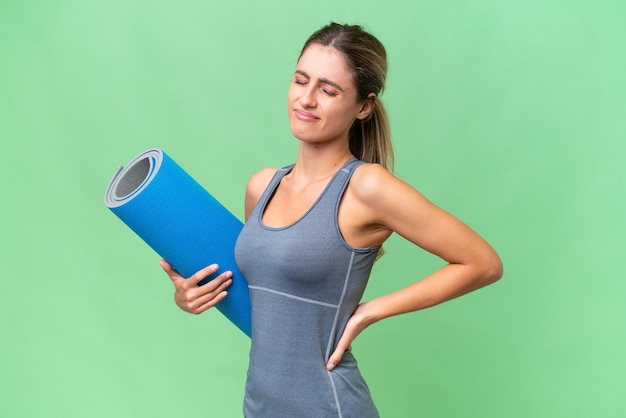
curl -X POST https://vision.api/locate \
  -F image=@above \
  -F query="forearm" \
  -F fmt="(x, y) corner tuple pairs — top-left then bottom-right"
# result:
(362, 262), (502, 325)
(326, 260), (502, 370)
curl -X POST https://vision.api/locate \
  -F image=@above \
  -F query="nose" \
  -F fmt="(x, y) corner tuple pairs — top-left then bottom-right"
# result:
(299, 84), (317, 108)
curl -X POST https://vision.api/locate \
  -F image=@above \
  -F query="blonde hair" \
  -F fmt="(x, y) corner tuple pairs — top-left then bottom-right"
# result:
(300, 22), (394, 171)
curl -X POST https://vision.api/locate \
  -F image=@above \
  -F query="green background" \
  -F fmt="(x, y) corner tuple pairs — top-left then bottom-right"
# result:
(1, 0), (624, 417)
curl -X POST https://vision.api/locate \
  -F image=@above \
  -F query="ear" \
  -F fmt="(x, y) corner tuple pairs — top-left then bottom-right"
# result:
(356, 93), (376, 120)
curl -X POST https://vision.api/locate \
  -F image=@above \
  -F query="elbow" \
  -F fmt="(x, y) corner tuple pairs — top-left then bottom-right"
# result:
(467, 250), (503, 288)
(482, 254), (504, 285)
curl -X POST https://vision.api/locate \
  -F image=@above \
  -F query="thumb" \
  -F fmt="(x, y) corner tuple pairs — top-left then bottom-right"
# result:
(160, 259), (182, 283)
(326, 338), (351, 371)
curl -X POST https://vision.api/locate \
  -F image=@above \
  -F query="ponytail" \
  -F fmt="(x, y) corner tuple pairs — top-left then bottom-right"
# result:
(349, 99), (394, 172)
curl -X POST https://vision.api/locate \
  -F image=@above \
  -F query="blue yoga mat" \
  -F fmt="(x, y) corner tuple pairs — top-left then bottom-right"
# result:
(104, 148), (252, 337)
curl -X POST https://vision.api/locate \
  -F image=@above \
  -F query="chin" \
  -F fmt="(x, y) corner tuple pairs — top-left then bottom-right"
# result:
(290, 125), (315, 142)
(292, 132), (313, 142)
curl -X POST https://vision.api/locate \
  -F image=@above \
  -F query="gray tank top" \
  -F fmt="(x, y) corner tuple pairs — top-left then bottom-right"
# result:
(235, 158), (380, 418)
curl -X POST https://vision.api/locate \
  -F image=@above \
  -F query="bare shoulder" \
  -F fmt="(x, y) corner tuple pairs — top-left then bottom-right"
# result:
(349, 162), (436, 228)
(246, 167), (279, 195)
(244, 167), (279, 220)
(350, 163), (411, 202)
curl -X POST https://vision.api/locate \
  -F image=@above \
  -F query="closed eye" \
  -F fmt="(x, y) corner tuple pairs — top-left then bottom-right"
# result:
(293, 70), (341, 97)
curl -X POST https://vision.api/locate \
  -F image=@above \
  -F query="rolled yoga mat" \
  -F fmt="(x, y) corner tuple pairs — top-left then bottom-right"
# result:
(104, 148), (252, 337)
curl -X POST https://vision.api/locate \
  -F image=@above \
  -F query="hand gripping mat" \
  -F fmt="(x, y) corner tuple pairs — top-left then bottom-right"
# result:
(104, 148), (251, 337)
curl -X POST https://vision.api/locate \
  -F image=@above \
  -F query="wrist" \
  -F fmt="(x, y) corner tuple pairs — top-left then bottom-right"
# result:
(357, 300), (384, 327)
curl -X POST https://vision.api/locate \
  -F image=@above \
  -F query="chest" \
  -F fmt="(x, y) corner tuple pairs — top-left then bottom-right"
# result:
(234, 212), (355, 304)
(261, 180), (328, 228)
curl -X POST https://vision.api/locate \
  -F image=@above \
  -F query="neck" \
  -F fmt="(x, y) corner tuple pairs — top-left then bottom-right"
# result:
(291, 141), (354, 185)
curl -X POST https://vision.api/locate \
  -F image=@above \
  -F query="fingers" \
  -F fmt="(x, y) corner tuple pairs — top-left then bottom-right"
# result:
(184, 270), (233, 313)
(189, 263), (221, 287)
(160, 260), (223, 289)
(165, 261), (233, 314)
(184, 278), (232, 314)
(326, 323), (358, 370)
(327, 305), (371, 370)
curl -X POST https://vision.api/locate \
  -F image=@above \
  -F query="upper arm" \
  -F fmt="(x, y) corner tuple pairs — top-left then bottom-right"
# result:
(244, 168), (278, 221)
(352, 164), (501, 271)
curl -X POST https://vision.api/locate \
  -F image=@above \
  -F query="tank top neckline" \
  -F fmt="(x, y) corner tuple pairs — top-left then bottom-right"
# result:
(258, 157), (358, 231)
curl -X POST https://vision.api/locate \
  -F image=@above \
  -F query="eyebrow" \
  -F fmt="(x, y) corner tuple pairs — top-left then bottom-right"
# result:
(295, 70), (345, 92)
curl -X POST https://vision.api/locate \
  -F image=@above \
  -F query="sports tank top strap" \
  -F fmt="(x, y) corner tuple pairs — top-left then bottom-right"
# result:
(309, 157), (365, 220)
(249, 164), (294, 221)
(323, 157), (365, 198)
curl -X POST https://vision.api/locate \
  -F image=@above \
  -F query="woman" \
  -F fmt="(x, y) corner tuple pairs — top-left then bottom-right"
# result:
(161, 22), (503, 417)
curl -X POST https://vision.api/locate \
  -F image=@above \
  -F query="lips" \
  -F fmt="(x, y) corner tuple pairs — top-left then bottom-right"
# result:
(294, 109), (320, 122)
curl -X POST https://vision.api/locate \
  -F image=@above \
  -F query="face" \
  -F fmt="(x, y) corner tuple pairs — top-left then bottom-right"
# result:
(287, 43), (373, 145)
